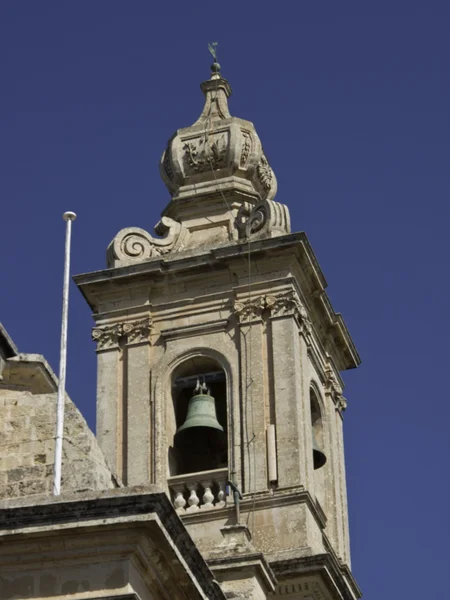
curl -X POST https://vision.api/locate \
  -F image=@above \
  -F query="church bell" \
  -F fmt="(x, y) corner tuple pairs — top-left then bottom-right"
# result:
(312, 430), (327, 470)
(175, 382), (225, 451)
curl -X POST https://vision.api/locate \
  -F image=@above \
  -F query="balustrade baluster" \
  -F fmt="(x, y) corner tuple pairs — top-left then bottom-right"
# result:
(186, 487), (200, 512)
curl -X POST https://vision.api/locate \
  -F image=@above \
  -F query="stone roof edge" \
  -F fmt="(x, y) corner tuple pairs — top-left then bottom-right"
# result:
(270, 553), (362, 600)
(0, 323), (19, 358)
(0, 486), (226, 600)
(6, 353), (59, 392)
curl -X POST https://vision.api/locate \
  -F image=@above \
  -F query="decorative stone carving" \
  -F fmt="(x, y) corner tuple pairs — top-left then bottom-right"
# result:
(183, 133), (228, 174)
(122, 318), (152, 345)
(91, 324), (123, 351)
(92, 317), (152, 350)
(237, 197), (290, 241)
(107, 217), (186, 268)
(336, 395), (348, 412)
(234, 296), (272, 321)
(325, 362), (346, 412)
(267, 291), (312, 333)
(257, 154), (273, 190)
(240, 130), (252, 167)
(159, 70), (277, 204)
(234, 291), (311, 332)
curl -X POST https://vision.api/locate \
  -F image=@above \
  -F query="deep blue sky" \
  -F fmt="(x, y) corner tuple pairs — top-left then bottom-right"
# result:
(1, 2), (449, 597)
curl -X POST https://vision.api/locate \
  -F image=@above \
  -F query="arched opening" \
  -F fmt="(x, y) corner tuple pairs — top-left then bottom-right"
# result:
(310, 386), (326, 508)
(169, 355), (228, 476)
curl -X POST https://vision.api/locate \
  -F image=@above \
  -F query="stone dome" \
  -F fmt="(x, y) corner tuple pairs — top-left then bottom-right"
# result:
(160, 66), (277, 203)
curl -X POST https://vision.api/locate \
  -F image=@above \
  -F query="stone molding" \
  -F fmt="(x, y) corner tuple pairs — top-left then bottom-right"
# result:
(271, 553), (361, 600)
(92, 317), (152, 350)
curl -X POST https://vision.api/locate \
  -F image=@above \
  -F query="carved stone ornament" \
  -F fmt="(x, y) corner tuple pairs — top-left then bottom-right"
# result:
(183, 133), (228, 174)
(336, 395), (348, 412)
(233, 292), (311, 332)
(107, 217), (187, 268)
(92, 317), (152, 350)
(159, 71), (278, 204)
(325, 363), (346, 411)
(234, 296), (273, 321)
(267, 291), (312, 332)
(91, 323), (123, 350)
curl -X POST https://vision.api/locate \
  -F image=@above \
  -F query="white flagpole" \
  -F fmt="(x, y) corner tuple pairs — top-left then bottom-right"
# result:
(53, 211), (77, 496)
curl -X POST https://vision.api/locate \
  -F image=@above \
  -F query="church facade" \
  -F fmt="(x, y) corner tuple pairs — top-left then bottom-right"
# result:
(0, 62), (361, 600)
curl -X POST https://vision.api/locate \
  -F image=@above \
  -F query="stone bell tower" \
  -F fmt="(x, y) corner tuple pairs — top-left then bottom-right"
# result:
(75, 60), (361, 600)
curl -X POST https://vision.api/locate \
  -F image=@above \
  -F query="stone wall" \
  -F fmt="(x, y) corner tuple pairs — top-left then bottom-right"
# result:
(0, 389), (117, 499)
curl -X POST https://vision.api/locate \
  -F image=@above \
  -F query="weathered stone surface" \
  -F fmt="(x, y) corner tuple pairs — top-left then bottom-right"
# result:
(0, 342), (117, 500)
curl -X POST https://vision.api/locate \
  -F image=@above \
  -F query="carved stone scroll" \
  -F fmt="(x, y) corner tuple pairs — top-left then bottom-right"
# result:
(107, 217), (186, 268)
(238, 198), (291, 241)
(92, 317), (152, 351)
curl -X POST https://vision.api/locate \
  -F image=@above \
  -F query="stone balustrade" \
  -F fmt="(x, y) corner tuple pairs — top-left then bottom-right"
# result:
(168, 467), (229, 514)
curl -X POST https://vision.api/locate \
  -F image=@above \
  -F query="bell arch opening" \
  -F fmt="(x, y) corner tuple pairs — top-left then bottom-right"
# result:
(310, 386), (327, 509)
(169, 355), (228, 477)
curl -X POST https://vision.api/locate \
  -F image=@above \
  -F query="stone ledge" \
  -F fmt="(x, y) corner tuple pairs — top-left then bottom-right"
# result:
(0, 487), (226, 600)
(270, 553), (362, 600)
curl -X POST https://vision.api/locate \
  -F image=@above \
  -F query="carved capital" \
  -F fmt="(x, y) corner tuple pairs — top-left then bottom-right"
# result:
(234, 296), (270, 321)
(325, 363), (346, 412)
(92, 317), (152, 351)
(336, 395), (348, 413)
(122, 317), (152, 345)
(92, 324), (123, 351)
(324, 364), (343, 397)
(267, 291), (312, 332)
(234, 292), (312, 333)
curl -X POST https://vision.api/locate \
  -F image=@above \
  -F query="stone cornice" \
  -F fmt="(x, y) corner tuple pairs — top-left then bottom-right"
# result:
(181, 486), (327, 532)
(271, 553), (362, 600)
(92, 317), (152, 351)
(0, 488), (226, 600)
(75, 232), (360, 371)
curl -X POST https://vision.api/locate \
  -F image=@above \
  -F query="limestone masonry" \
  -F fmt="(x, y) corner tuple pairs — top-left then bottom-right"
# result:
(1, 61), (361, 600)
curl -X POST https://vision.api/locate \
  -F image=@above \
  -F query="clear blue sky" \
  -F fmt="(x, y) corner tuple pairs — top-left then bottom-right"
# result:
(1, 2), (449, 597)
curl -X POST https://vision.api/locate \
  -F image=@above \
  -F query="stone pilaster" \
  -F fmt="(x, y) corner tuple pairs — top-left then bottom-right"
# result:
(123, 319), (152, 486)
(92, 317), (152, 485)
(267, 291), (306, 489)
(92, 324), (123, 478)
(234, 298), (268, 493)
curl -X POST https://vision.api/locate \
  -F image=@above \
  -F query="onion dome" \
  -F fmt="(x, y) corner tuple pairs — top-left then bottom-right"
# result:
(160, 62), (277, 204)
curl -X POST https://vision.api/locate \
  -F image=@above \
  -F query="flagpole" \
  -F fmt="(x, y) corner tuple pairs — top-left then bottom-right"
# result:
(53, 211), (77, 496)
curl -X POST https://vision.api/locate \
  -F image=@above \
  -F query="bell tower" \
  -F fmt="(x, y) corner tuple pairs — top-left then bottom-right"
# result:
(75, 59), (361, 600)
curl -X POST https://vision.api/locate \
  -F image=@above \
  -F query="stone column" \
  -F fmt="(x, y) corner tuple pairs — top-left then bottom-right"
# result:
(123, 318), (152, 486)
